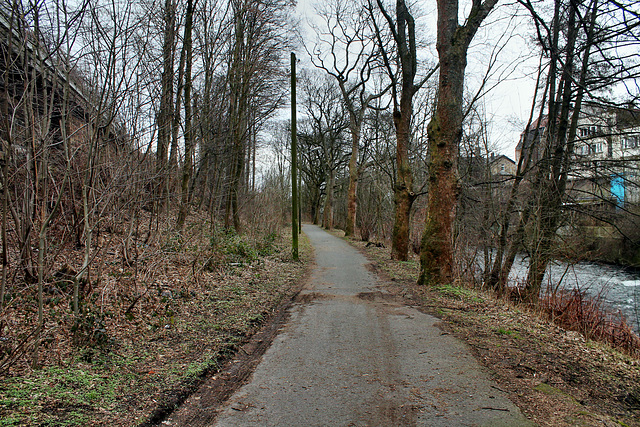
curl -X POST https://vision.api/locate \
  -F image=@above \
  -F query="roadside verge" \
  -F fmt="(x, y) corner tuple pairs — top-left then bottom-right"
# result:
(339, 232), (640, 427)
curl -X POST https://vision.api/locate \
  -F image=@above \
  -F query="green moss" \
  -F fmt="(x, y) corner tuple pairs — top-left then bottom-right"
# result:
(436, 284), (477, 300)
(0, 415), (24, 426)
(534, 382), (581, 407)
(534, 382), (562, 395)
(497, 328), (520, 339)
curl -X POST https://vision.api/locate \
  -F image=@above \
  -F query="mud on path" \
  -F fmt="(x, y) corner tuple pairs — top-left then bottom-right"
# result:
(164, 225), (531, 426)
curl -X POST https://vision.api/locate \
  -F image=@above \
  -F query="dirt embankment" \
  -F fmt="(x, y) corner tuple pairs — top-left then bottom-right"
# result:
(0, 217), (311, 427)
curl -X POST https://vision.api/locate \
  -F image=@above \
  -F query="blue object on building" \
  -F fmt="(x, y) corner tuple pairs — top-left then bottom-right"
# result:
(611, 174), (625, 208)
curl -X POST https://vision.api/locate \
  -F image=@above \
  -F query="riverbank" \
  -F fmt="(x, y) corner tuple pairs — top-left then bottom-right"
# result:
(565, 226), (640, 269)
(341, 231), (640, 427)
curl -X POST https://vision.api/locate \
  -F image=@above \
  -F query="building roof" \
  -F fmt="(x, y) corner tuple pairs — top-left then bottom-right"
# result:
(489, 154), (515, 165)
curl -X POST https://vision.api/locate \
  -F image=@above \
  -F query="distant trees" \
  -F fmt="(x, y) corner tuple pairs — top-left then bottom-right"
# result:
(305, 0), (387, 238)
(297, 72), (350, 230)
(0, 0), (297, 368)
(151, 0), (297, 231)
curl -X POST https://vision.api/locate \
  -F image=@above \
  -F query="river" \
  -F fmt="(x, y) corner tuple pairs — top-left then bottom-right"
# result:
(478, 255), (640, 333)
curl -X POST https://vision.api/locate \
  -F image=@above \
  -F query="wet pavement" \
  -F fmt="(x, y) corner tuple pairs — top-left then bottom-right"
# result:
(174, 224), (533, 426)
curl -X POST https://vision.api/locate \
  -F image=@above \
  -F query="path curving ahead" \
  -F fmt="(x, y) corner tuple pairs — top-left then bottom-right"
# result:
(193, 225), (532, 426)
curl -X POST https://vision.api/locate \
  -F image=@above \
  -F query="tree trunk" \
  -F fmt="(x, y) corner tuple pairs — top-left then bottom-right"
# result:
(323, 169), (335, 230)
(384, 0), (419, 261)
(170, 41), (187, 193)
(418, 0), (498, 286)
(419, 6), (465, 285)
(225, 0), (250, 232)
(291, 52), (299, 260)
(231, 140), (244, 231)
(176, 0), (195, 230)
(312, 187), (321, 225)
(0, 23), (11, 306)
(391, 98), (415, 260)
(345, 127), (359, 237)
(156, 0), (176, 212)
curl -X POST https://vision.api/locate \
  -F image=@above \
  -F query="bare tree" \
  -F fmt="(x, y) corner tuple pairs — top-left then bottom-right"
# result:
(482, 0), (640, 303)
(176, 0), (196, 229)
(418, 0), (499, 286)
(370, 0), (438, 261)
(156, 0), (177, 213)
(298, 72), (350, 230)
(520, 0), (632, 302)
(305, 0), (388, 237)
(223, 0), (294, 231)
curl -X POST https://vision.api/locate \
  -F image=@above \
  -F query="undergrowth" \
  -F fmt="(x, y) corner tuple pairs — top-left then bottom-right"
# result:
(539, 287), (640, 358)
(0, 211), (310, 426)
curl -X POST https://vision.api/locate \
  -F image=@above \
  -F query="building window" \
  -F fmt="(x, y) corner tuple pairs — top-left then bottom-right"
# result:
(595, 142), (603, 153)
(580, 126), (602, 138)
(623, 136), (639, 150)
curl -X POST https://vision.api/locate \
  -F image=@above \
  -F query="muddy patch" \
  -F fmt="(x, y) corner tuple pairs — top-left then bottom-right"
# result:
(357, 291), (399, 303)
(296, 291), (336, 304)
(364, 399), (419, 426)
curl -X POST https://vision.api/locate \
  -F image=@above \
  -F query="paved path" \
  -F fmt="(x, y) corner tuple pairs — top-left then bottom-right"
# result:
(202, 225), (531, 426)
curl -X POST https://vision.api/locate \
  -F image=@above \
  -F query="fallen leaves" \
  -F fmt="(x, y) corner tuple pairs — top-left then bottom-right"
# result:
(0, 212), (311, 426)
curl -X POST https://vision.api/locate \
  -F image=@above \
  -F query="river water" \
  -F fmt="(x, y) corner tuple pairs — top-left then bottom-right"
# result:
(478, 255), (640, 333)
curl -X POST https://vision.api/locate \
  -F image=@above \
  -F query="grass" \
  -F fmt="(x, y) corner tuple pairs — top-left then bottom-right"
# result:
(497, 327), (521, 338)
(0, 363), (132, 425)
(182, 353), (221, 380)
(436, 283), (484, 302)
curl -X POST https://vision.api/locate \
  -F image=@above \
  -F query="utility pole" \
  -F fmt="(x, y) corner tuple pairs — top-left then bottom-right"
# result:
(298, 162), (302, 234)
(291, 52), (299, 260)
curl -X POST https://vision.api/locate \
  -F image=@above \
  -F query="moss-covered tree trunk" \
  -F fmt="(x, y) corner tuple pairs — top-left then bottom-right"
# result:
(418, 0), (498, 286)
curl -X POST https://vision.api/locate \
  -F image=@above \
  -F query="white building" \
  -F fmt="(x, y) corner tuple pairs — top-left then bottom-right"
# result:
(571, 107), (640, 207)
(516, 106), (640, 209)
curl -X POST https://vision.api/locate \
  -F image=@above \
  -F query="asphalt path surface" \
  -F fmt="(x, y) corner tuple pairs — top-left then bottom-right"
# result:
(201, 225), (532, 426)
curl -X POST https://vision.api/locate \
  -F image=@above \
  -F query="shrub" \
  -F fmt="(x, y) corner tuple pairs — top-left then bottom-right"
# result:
(540, 287), (640, 357)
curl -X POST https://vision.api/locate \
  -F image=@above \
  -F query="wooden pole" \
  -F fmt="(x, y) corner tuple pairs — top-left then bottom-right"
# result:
(291, 52), (299, 260)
